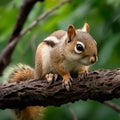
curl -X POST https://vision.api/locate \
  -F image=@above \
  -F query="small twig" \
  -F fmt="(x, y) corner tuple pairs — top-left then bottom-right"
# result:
(68, 106), (78, 120)
(104, 101), (120, 113)
(19, 0), (71, 37)
(8, 0), (42, 43)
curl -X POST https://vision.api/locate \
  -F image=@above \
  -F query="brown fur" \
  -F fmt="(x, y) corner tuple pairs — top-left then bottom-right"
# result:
(76, 31), (97, 56)
(14, 106), (45, 120)
(10, 68), (34, 82)
(50, 30), (66, 40)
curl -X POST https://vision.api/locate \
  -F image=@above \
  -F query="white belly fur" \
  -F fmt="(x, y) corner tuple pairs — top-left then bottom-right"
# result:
(41, 45), (56, 75)
(62, 59), (83, 73)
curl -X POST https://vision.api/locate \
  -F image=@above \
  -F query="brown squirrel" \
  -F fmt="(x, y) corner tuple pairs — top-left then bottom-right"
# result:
(8, 23), (98, 120)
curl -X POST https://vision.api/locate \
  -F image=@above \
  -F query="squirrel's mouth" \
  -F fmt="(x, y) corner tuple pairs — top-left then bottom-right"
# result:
(80, 55), (98, 65)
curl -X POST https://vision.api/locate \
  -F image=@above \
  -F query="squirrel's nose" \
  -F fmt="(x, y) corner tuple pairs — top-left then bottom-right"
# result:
(90, 54), (98, 64)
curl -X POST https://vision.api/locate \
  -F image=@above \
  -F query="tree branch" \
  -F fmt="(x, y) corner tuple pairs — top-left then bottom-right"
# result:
(0, 0), (43, 75)
(0, 69), (120, 109)
(8, 0), (44, 44)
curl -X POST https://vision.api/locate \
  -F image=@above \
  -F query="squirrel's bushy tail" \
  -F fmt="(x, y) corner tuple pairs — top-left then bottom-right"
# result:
(8, 64), (34, 82)
(7, 64), (45, 120)
(13, 106), (45, 120)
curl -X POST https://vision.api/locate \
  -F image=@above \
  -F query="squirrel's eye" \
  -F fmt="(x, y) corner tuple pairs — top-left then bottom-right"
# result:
(74, 41), (85, 53)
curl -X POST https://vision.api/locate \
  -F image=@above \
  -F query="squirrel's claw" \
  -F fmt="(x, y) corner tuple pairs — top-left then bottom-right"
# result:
(78, 71), (88, 79)
(62, 77), (73, 91)
(45, 73), (58, 84)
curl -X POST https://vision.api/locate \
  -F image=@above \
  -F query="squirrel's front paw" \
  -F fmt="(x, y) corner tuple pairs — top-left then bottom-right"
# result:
(62, 77), (73, 91)
(45, 73), (58, 84)
(78, 71), (88, 79)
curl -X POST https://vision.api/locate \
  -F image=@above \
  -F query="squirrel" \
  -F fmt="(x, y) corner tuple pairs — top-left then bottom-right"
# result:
(8, 23), (98, 120)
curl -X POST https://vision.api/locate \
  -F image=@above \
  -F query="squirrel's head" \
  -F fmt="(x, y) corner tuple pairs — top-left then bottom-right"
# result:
(65, 23), (98, 65)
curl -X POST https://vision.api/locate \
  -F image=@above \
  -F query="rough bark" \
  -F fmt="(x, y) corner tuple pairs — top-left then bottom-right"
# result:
(0, 69), (120, 109)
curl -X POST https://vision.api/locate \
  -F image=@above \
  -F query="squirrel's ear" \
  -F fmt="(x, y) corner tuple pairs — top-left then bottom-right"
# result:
(82, 23), (90, 33)
(67, 24), (76, 42)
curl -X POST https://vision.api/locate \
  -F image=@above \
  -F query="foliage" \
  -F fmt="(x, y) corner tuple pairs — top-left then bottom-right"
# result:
(0, 0), (120, 120)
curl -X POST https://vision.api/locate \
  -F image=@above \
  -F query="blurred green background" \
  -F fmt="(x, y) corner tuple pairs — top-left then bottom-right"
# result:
(0, 0), (120, 120)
